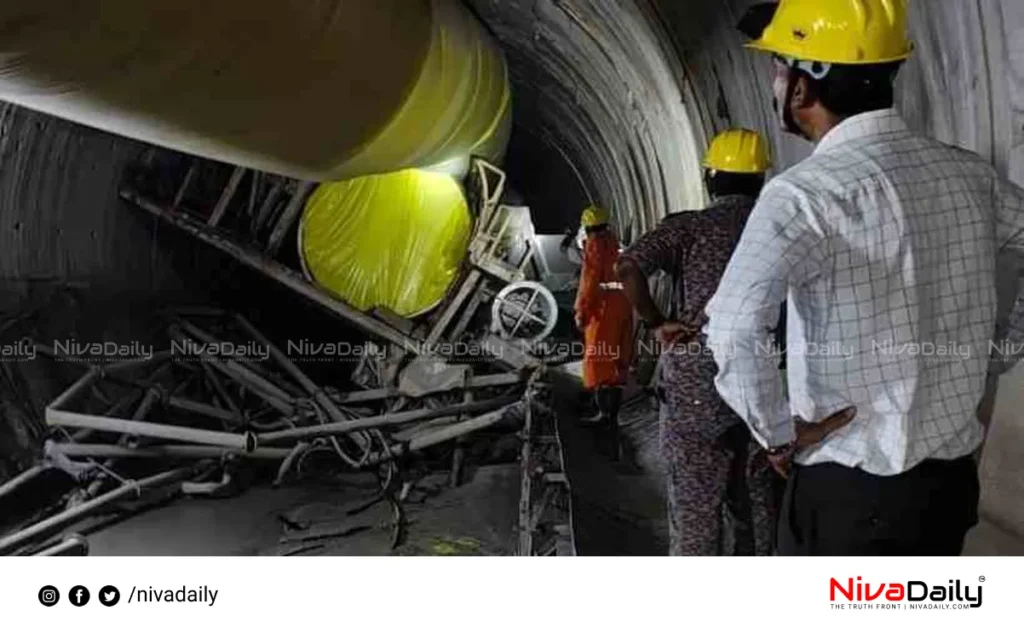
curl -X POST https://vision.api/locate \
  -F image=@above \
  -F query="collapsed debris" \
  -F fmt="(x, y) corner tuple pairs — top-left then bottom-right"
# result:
(0, 158), (579, 557)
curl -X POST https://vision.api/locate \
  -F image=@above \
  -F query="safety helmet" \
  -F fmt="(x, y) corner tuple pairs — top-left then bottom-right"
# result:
(580, 205), (610, 228)
(703, 129), (772, 174)
(745, 0), (914, 66)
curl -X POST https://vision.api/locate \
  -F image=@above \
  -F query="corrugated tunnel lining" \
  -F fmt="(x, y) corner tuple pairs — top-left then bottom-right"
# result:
(467, 0), (708, 241)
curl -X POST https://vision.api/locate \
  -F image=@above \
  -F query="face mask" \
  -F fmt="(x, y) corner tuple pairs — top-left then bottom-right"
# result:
(772, 70), (789, 128)
(771, 58), (810, 140)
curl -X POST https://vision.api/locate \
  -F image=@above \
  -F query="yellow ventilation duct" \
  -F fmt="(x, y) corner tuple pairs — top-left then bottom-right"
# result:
(0, 0), (510, 181)
(0, 0), (513, 318)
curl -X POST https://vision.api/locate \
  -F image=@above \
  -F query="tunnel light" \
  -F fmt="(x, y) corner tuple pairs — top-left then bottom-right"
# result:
(422, 155), (473, 178)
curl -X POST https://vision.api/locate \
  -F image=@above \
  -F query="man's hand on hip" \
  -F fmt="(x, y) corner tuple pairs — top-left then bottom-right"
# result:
(655, 322), (699, 347)
(768, 406), (858, 479)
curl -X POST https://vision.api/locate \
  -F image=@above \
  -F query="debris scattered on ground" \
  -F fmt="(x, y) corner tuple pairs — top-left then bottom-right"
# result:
(0, 305), (581, 556)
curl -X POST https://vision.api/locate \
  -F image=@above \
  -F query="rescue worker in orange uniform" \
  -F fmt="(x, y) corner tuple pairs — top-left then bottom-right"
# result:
(574, 205), (634, 461)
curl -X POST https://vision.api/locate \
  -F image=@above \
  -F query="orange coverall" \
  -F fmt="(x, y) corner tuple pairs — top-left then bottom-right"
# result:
(575, 230), (634, 390)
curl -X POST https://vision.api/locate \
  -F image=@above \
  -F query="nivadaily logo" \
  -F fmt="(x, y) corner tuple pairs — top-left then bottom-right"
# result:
(830, 576), (984, 610)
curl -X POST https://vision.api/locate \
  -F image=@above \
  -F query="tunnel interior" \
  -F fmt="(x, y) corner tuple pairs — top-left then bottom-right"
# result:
(470, 0), (708, 242)
(2, 0), (1024, 553)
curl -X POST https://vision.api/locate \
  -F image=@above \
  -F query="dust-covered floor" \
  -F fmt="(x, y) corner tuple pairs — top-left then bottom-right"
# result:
(550, 369), (669, 556)
(549, 366), (1024, 557)
(87, 466), (520, 557)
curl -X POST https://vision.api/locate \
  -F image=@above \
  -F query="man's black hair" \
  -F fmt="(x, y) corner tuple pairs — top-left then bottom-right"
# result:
(800, 62), (903, 118)
(584, 224), (610, 235)
(705, 170), (766, 200)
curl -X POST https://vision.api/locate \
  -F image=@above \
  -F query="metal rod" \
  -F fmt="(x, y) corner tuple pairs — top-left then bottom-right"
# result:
(35, 343), (172, 379)
(210, 361), (296, 416)
(48, 368), (100, 411)
(449, 290), (487, 345)
(172, 161), (197, 210)
(424, 269), (483, 348)
(47, 409), (256, 452)
(121, 189), (420, 350)
(202, 363), (241, 419)
(208, 166), (247, 227)
(266, 181), (314, 255)
(0, 466), (198, 555)
(168, 326), (296, 415)
(510, 289), (541, 336)
(103, 351), (174, 374)
(70, 378), (166, 508)
(32, 534), (89, 557)
(362, 405), (515, 467)
(247, 171), (261, 219)
(70, 367), (163, 443)
(390, 417), (461, 442)
(233, 314), (368, 453)
(166, 395), (240, 424)
(253, 179), (285, 232)
(46, 442), (289, 461)
(518, 391), (534, 556)
(90, 371), (240, 424)
(259, 395), (518, 444)
(332, 372), (524, 404)
(173, 321), (301, 398)
(0, 464), (49, 501)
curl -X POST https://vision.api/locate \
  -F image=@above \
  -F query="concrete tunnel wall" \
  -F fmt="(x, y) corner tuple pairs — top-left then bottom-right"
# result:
(1, 0), (1024, 539)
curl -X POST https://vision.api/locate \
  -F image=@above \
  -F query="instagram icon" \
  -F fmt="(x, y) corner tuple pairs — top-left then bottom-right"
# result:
(38, 586), (60, 607)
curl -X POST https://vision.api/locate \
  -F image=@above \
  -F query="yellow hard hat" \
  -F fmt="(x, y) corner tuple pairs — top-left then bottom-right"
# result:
(580, 205), (609, 228)
(746, 0), (914, 65)
(703, 129), (772, 174)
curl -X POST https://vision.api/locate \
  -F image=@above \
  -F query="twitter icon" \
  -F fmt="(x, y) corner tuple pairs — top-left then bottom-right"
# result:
(99, 586), (120, 607)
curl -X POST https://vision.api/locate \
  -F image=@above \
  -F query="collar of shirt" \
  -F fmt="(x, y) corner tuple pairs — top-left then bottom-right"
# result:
(813, 108), (909, 156)
(711, 193), (757, 206)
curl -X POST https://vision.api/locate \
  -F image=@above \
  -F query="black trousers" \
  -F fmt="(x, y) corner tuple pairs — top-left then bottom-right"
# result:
(778, 456), (980, 556)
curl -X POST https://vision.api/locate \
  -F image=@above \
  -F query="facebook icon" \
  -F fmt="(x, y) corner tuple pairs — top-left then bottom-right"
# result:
(69, 586), (90, 607)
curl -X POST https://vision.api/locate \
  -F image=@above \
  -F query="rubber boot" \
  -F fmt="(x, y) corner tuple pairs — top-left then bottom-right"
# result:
(580, 388), (606, 426)
(601, 387), (623, 462)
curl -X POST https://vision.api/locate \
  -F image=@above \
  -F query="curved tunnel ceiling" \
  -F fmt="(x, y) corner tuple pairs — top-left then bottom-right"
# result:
(467, 0), (709, 242)
(471, 0), (1024, 245)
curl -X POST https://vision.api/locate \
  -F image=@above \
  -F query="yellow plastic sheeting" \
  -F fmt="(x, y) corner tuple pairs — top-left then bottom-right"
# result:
(0, 0), (509, 181)
(300, 170), (471, 318)
(345, 0), (512, 177)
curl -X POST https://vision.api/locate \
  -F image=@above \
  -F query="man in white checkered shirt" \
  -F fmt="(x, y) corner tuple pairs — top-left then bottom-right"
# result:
(706, 0), (1024, 555)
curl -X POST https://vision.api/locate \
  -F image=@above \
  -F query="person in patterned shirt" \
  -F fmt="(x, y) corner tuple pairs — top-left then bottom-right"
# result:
(616, 129), (784, 555)
(707, 0), (1020, 555)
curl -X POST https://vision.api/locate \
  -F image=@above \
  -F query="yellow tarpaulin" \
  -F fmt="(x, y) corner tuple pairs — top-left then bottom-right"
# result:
(300, 170), (472, 318)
